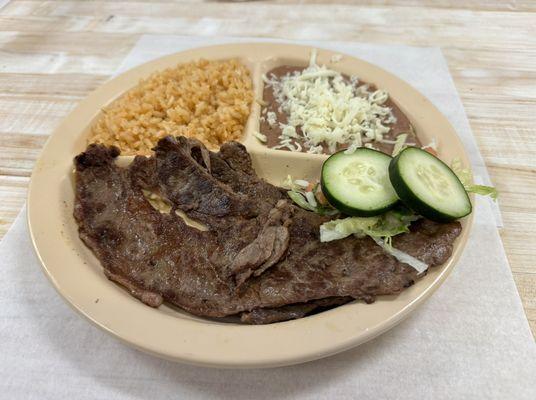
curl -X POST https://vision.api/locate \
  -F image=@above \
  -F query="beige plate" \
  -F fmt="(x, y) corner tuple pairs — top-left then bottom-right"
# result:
(28, 43), (473, 368)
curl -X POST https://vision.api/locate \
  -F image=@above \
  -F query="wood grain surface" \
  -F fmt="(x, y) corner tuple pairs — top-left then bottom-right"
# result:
(0, 0), (534, 337)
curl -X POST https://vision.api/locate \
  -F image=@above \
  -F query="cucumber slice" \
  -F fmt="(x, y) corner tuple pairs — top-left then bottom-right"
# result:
(389, 147), (471, 222)
(321, 148), (399, 217)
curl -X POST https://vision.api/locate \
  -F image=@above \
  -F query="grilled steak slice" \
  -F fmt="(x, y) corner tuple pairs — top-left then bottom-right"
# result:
(240, 297), (353, 324)
(210, 141), (286, 203)
(74, 144), (228, 317)
(74, 137), (462, 323)
(154, 136), (258, 222)
(151, 137), (292, 282)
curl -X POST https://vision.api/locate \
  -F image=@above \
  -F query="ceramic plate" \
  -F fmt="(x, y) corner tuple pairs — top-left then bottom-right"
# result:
(28, 43), (473, 368)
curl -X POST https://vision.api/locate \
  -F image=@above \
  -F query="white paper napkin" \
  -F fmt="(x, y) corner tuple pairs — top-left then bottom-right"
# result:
(0, 1), (10, 11)
(1, 37), (533, 399)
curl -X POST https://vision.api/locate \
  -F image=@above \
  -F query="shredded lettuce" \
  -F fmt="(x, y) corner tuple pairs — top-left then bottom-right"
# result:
(284, 175), (338, 216)
(294, 179), (310, 188)
(463, 184), (498, 199)
(451, 158), (498, 200)
(372, 208), (421, 237)
(320, 215), (379, 242)
(287, 191), (317, 212)
(319, 208), (427, 273)
(371, 237), (428, 273)
(319, 207), (419, 243)
(287, 189), (338, 216)
(282, 174), (299, 191)
(305, 191), (318, 207)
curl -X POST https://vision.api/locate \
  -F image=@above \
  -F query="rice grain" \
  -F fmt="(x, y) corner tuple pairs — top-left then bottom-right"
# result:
(90, 59), (253, 155)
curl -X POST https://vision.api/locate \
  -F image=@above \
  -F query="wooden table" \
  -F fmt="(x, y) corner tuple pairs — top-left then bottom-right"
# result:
(0, 0), (534, 336)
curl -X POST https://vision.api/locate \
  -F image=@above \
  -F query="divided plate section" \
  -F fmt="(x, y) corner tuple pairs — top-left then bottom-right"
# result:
(243, 45), (468, 186)
(75, 48), (265, 155)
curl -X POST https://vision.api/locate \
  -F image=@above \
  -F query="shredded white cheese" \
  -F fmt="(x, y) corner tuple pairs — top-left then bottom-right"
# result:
(330, 54), (343, 63)
(391, 133), (408, 156)
(266, 111), (277, 127)
(252, 131), (267, 143)
(265, 50), (395, 153)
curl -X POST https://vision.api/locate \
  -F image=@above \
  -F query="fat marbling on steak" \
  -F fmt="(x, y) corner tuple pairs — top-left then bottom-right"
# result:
(73, 136), (461, 324)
